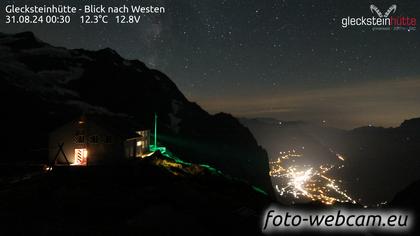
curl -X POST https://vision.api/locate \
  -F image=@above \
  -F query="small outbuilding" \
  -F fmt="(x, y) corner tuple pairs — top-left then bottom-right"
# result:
(49, 115), (150, 166)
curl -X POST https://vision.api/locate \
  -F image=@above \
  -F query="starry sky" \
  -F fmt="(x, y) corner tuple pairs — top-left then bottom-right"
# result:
(1, 0), (420, 128)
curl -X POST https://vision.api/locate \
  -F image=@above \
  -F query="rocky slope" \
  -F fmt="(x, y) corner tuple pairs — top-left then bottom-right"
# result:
(0, 31), (273, 195)
(0, 152), (271, 236)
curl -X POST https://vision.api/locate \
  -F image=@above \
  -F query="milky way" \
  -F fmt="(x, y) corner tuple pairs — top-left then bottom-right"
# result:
(1, 0), (419, 128)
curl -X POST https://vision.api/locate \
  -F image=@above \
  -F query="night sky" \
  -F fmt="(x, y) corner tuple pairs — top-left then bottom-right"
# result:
(1, 0), (419, 128)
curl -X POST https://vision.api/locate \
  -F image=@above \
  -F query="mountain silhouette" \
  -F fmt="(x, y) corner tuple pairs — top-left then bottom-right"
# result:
(0, 31), (273, 195)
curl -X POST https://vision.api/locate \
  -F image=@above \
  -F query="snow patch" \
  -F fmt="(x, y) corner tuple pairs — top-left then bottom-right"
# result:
(123, 60), (132, 66)
(65, 100), (114, 115)
(22, 47), (71, 58)
(37, 67), (84, 84)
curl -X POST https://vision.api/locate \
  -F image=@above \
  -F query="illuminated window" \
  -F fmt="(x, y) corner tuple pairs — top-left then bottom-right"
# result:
(73, 148), (88, 166)
(137, 140), (145, 147)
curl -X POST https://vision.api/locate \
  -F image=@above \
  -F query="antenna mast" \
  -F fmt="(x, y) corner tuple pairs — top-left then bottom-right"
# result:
(154, 113), (157, 147)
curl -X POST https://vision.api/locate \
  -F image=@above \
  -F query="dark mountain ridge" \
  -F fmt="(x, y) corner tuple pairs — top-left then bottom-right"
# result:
(0, 31), (273, 195)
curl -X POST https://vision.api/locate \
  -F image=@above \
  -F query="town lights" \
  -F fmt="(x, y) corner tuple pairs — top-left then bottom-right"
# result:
(270, 150), (356, 205)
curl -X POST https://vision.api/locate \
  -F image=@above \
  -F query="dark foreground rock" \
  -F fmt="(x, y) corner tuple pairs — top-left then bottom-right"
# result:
(0, 152), (271, 236)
